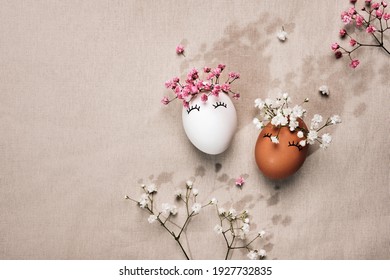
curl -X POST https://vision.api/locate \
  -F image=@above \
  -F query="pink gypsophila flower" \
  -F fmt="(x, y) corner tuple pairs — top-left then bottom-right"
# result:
(376, 9), (383, 18)
(350, 59), (360, 68)
(384, 13), (390, 20)
(355, 15), (364, 27)
(341, 11), (352, 24)
(372, 2), (380, 9)
(348, 7), (356, 16)
(218, 63), (226, 70)
(233, 93), (240, 100)
(176, 44), (185, 55)
(201, 94), (208, 103)
(383, 1), (388, 8)
(350, 38), (357, 46)
(235, 176), (245, 187)
(228, 71), (240, 79)
(335, 51), (343, 59)
(366, 25), (377, 33)
(161, 96), (169, 105)
(331, 42), (340, 51)
(183, 100), (189, 108)
(203, 66), (211, 73)
(221, 83), (231, 92)
(339, 29), (347, 37)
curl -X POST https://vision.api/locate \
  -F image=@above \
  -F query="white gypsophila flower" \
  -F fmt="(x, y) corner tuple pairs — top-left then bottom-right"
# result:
(254, 98), (265, 109)
(253, 118), (264, 130)
(297, 131), (304, 138)
(320, 133), (332, 149)
(186, 180), (193, 188)
(170, 204), (178, 215)
(319, 85), (329, 96)
(148, 215), (157, 224)
(271, 113), (288, 126)
(146, 184), (157, 194)
(307, 130), (318, 144)
(265, 98), (273, 106)
(192, 203), (202, 214)
(228, 208), (237, 219)
(218, 207), (225, 215)
(291, 105), (305, 118)
(162, 203), (171, 215)
(330, 115), (342, 124)
(282, 92), (289, 100)
(311, 114), (323, 129)
(247, 250), (259, 260)
(214, 224), (223, 235)
(192, 188), (199, 196)
(259, 230), (266, 238)
(271, 136), (279, 144)
(174, 189), (181, 198)
(259, 249), (267, 258)
(289, 118), (299, 131)
(244, 218), (250, 224)
(299, 140), (307, 147)
(210, 198), (218, 205)
(138, 193), (149, 208)
(283, 107), (292, 116)
(242, 223), (250, 234)
(239, 231), (247, 240)
(277, 29), (288, 41)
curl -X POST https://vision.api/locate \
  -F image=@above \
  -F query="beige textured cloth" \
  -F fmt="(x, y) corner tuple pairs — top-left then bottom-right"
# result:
(0, 0), (389, 260)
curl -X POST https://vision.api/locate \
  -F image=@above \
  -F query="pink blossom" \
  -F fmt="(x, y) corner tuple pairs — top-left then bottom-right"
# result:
(206, 73), (215, 80)
(161, 96), (170, 105)
(201, 94), (208, 103)
(228, 71), (240, 79)
(232, 93), (240, 100)
(348, 7), (356, 16)
(350, 38), (357, 46)
(383, 1), (388, 8)
(384, 13), (390, 20)
(165, 80), (173, 89)
(235, 176), (245, 187)
(355, 15), (364, 26)
(203, 66), (211, 73)
(203, 82), (211, 91)
(350, 59), (360, 68)
(221, 83), (231, 92)
(366, 25), (376, 33)
(176, 44), (185, 55)
(172, 77), (180, 83)
(335, 51), (343, 59)
(212, 84), (221, 96)
(331, 42), (340, 51)
(376, 9), (383, 18)
(341, 11), (352, 24)
(190, 85), (199, 94)
(187, 68), (199, 80)
(212, 67), (221, 77)
(372, 2), (380, 9)
(183, 100), (189, 108)
(218, 63), (226, 70)
(339, 29), (347, 37)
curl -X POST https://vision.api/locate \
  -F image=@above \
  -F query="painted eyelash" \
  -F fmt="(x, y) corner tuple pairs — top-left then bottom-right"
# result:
(288, 141), (303, 151)
(187, 104), (200, 114)
(213, 101), (227, 109)
(263, 133), (272, 138)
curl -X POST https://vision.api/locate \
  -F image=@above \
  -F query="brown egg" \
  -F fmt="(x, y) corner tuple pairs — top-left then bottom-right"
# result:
(254, 118), (308, 180)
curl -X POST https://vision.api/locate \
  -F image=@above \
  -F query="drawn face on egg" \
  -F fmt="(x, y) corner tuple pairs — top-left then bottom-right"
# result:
(182, 93), (237, 155)
(254, 119), (309, 179)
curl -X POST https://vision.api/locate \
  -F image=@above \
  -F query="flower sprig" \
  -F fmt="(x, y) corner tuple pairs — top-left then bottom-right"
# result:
(162, 64), (241, 108)
(252, 93), (341, 149)
(332, 0), (390, 68)
(126, 180), (266, 260)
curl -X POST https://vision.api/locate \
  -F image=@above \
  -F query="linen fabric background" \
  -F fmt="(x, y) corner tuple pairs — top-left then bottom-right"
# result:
(0, 0), (389, 260)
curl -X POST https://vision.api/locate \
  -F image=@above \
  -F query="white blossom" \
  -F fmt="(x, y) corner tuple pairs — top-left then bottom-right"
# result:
(259, 249), (267, 258)
(247, 250), (259, 260)
(162, 203), (172, 215)
(271, 113), (288, 126)
(299, 140), (307, 147)
(170, 204), (178, 215)
(244, 218), (250, 224)
(277, 29), (288, 41)
(258, 230), (266, 238)
(228, 208), (237, 219)
(191, 203), (202, 214)
(192, 188), (199, 196)
(289, 118), (299, 131)
(320, 133), (332, 149)
(254, 98), (265, 109)
(210, 198), (218, 205)
(174, 189), (181, 198)
(253, 118), (264, 130)
(265, 98), (273, 106)
(146, 184), (157, 194)
(138, 193), (149, 208)
(214, 224), (223, 235)
(186, 180), (193, 188)
(271, 136), (279, 144)
(330, 115), (342, 124)
(307, 130), (318, 144)
(311, 114), (323, 129)
(148, 215), (157, 224)
(297, 131), (304, 138)
(242, 223), (250, 234)
(291, 105), (305, 118)
(319, 85), (329, 96)
(218, 207), (226, 215)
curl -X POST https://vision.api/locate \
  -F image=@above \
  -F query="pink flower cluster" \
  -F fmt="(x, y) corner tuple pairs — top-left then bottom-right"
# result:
(162, 64), (241, 108)
(332, 0), (390, 68)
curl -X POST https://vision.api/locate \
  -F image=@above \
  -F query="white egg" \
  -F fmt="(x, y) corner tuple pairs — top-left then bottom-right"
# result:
(182, 93), (237, 155)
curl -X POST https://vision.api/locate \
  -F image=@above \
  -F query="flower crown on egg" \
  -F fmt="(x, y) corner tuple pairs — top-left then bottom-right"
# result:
(161, 64), (241, 108)
(252, 93), (342, 149)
